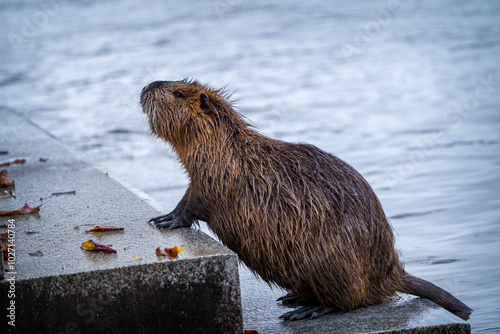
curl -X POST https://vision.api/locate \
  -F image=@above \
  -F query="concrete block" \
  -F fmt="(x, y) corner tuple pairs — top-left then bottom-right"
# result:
(0, 108), (243, 333)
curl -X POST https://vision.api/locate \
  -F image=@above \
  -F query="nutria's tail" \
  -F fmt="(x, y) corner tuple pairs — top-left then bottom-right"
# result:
(402, 274), (472, 320)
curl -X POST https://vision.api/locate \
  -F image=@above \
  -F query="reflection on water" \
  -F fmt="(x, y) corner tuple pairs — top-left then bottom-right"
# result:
(1, 0), (499, 332)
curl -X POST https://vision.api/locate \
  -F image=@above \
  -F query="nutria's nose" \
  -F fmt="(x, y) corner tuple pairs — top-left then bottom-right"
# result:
(142, 81), (166, 94)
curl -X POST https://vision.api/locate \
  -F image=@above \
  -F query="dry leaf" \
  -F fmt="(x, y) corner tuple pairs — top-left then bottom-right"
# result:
(81, 240), (117, 253)
(167, 246), (183, 257)
(0, 159), (26, 167)
(81, 240), (96, 251)
(2, 246), (10, 259)
(86, 226), (125, 232)
(156, 246), (183, 258)
(0, 170), (15, 187)
(155, 247), (167, 256)
(0, 203), (41, 216)
(1, 233), (10, 260)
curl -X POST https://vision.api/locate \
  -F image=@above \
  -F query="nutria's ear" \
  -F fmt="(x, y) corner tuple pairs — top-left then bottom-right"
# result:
(200, 93), (211, 114)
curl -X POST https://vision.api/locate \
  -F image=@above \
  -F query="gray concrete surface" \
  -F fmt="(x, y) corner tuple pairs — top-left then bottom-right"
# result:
(0, 107), (471, 333)
(0, 108), (243, 333)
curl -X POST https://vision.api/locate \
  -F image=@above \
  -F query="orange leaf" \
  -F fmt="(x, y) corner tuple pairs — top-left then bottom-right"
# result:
(0, 203), (41, 216)
(0, 170), (15, 187)
(156, 246), (183, 258)
(166, 246), (183, 257)
(81, 240), (117, 253)
(81, 240), (96, 251)
(86, 225), (125, 232)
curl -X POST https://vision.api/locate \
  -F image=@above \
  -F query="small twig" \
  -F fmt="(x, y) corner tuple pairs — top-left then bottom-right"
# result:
(52, 191), (76, 196)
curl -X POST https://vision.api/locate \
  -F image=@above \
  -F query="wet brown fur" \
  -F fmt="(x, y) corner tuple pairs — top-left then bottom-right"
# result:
(141, 79), (471, 317)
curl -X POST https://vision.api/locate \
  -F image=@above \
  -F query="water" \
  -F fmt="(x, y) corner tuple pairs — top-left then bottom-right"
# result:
(1, 0), (499, 332)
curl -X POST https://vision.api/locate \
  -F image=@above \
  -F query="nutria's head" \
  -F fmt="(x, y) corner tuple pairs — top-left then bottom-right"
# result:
(140, 79), (244, 148)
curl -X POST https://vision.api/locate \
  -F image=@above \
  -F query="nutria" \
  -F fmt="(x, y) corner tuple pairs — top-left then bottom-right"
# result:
(140, 79), (472, 320)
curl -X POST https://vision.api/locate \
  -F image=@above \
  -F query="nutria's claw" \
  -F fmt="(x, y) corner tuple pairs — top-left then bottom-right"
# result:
(277, 294), (310, 306)
(277, 293), (295, 301)
(153, 216), (193, 230)
(148, 212), (174, 224)
(279, 305), (336, 320)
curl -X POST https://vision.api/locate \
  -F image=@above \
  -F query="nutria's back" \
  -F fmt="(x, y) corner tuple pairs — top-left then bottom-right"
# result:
(141, 79), (471, 318)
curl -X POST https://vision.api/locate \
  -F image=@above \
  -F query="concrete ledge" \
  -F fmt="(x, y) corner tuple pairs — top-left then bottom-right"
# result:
(0, 108), (243, 333)
(7, 255), (240, 333)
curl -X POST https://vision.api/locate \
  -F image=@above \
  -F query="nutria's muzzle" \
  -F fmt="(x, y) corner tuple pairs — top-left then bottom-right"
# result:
(141, 80), (166, 98)
(140, 81), (167, 116)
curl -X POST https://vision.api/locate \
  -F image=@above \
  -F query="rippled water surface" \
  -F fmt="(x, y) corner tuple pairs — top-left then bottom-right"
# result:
(1, 0), (499, 332)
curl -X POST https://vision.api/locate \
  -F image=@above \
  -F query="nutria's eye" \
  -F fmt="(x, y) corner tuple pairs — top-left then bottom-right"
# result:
(173, 91), (184, 98)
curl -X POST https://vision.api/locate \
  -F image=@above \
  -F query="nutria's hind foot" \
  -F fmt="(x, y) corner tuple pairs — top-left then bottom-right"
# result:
(277, 293), (312, 306)
(148, 212), (193, 229)
(279, 305), (337, 320)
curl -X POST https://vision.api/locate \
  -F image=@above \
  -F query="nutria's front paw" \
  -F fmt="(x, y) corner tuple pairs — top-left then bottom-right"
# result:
(148, 213), (193, 229)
